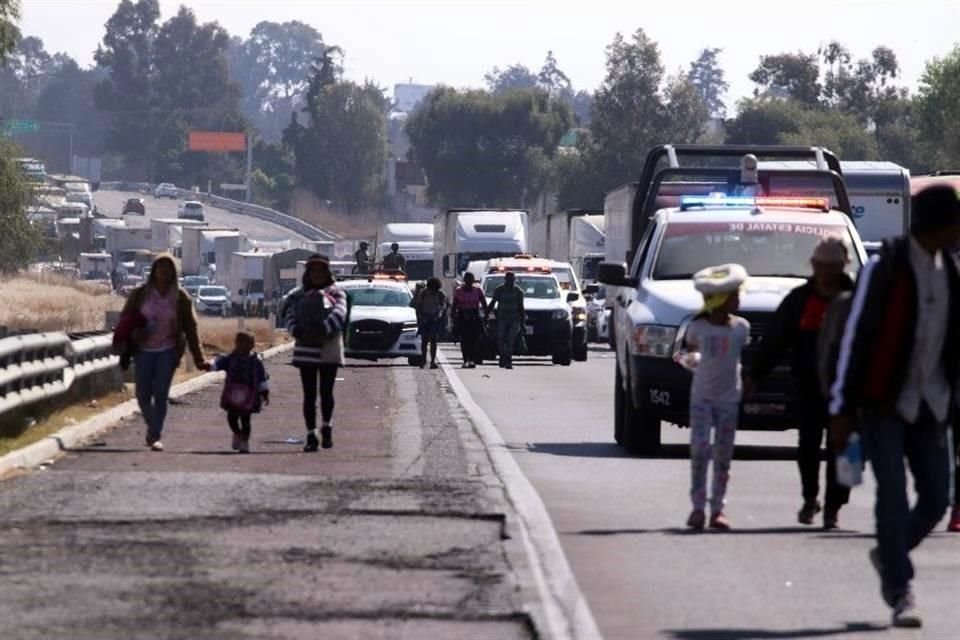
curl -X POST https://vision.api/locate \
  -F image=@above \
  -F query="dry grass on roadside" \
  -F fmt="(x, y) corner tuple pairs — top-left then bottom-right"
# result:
(0, 274), (122, 333)
(197, 317), (288, 354)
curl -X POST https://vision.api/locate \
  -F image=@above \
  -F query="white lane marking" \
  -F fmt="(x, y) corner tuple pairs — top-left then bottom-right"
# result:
(438, 348), (603, 640)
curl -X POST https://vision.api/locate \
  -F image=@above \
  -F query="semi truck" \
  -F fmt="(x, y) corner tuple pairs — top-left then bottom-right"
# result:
(376, 223), (434, 281)
(180, 226), (240, 277)
(433, 209), (528, 290)
(150, 218), (207, 254)
(760, 160), (910, 244)
(78, 252), (113, 280)
(106, 226), (152, 263)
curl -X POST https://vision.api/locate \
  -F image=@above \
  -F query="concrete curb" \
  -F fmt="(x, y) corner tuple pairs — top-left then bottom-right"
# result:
(0, 341), (295, 477)
(437, 352), (603, 640)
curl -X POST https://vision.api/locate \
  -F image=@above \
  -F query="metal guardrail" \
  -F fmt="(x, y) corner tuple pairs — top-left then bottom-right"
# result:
(98, 181), (337, 242)
(0, 331), (118, 417)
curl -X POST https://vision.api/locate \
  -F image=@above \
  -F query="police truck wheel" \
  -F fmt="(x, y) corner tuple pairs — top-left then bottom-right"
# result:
(553, 346), (572, 366)
(619, 368), (661, 454)
(573, 339), (588, 362)
(613, 364), (626, 445)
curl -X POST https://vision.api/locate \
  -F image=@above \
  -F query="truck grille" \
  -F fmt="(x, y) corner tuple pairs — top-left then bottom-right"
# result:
(348, 319), (401, 352)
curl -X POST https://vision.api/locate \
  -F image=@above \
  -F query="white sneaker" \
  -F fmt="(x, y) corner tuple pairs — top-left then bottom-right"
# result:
(150, 440), (164, 452)
(238, 439), (250, 454)
(892, 593), (922, 628)
(231, 433), (241, 450)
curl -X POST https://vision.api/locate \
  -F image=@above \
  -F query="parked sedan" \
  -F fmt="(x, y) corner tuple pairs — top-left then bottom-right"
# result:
(122, 198), (146, 215)
(154, 183), (178, 199)
(195, 286), (229, 315)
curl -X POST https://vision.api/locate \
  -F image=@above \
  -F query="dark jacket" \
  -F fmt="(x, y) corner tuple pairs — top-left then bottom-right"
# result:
(751, 275), (854, 395)
(279, 271), (348, 366)
(828, 236), (960, 418)
(212, 351), (269, 413)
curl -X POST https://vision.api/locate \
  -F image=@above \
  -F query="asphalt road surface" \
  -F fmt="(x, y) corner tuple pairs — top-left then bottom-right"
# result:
(94, 189), (310, 243)
(0, 356), (534, 640)
(442, 344), (960, 640)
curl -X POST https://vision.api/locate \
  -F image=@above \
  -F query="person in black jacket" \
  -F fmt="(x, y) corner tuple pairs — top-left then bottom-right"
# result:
(829, 184), (960, 628)
(749, 236), (854, 529)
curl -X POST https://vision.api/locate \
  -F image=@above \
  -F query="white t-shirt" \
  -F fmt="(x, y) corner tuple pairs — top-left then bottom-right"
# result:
(685, 315), (751, 404)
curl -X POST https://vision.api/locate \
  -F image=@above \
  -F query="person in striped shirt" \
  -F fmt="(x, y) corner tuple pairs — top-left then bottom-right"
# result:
(280, 254), (348, 452)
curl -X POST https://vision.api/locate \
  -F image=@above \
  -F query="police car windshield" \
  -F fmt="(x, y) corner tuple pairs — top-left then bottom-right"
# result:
(348, 286), (412, 307)
(484, 276), (561, 299)
(652, 221), (862, 280)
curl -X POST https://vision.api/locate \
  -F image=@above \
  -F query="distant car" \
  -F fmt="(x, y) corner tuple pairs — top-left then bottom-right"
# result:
(181, 275), (210, 298)
(195, 286), (229, 315)
(155, 183), (178, 199)
(178, 201), (204, 221)
(122, 198), (146, 215)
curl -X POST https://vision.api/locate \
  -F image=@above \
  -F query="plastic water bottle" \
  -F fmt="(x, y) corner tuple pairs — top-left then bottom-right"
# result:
(836, 433), (864, 488)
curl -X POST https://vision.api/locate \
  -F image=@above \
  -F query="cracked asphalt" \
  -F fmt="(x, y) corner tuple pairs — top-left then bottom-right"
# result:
(0, 356), (536, 640)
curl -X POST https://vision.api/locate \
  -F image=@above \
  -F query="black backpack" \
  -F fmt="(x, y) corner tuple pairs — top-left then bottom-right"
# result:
(294, 290), (333, 348)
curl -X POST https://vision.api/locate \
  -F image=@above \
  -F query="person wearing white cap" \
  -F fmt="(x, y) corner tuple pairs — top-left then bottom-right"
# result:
(749, 235), (855, 529)
(679, 263), (750, 530)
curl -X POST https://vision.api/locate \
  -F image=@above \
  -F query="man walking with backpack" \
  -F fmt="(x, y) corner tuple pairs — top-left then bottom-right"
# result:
(749, 236), (854, 529)
(829, 184), (960, 628)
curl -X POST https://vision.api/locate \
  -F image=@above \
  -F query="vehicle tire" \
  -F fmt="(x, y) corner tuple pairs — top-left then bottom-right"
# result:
(554, 345), (572, 366)
(617, 365), (661, 455)
(408, 356), (425, 367)
(587, 325), (598, 343)
(613, 364), (626, 445)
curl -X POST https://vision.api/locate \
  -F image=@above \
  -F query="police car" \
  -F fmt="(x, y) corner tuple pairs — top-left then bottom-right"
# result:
(602, 193), (867, 452)
(339, 273), (423, 366)
(485, 255), (588, 361)
(479, 270), (575, 366)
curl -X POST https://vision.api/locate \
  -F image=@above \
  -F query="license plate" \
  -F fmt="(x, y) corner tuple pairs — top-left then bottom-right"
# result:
(525, 326), (534, 335)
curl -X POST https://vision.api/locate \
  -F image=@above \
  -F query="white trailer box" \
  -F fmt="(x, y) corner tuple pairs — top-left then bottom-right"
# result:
(106, 225), (152, 258)
(229, 252), (269, 305)
(181, 226), (239, 276)
(151, 217), (207, 253)
(213, 233), (248, 283)
(79, 252), (113, 277)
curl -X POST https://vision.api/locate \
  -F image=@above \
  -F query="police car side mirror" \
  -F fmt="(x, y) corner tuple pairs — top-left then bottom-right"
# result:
(598, 262), (636, 287)
(566, 292), (580, 303)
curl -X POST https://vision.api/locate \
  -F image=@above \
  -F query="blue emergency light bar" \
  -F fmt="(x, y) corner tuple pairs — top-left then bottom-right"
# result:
(679, 195), (829, 211)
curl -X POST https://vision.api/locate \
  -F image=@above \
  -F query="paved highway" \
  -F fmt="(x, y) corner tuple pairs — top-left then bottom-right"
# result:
(94, 189), (310, 243)
(442, 344), (960, 639)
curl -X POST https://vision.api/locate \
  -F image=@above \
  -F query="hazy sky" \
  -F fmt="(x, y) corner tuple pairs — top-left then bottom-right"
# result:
(20, 0), (960, 110)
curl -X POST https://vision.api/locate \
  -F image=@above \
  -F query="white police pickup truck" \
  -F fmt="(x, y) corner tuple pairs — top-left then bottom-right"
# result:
(599, 145), (868, 453)
(339, 275), (423, 366)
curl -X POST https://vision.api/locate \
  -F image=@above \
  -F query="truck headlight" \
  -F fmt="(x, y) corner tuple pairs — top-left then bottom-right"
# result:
(572, 308), (586, 321)
(552, 309), (569, 320)
(630, 324), (677, 358)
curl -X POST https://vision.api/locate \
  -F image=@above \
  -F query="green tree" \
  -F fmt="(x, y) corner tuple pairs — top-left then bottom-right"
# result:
(0, 140), (40, 273)
(749, 52), (821, 106)
(485, 63), (538, 95)
(288, 78), (388, 213)
(227, 21), (327, 142)
(34, 59), (109, 158)
(726, 98), (877, 160)
(915, 45), (960, 168)
(538, 50), (571, 98)
(405, 86), (571, 208)
(0, 0), (18, 64)
(688, 47), (728, 117)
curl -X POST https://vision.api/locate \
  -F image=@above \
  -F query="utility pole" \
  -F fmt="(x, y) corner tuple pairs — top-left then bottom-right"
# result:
(245, 132), (253, 203)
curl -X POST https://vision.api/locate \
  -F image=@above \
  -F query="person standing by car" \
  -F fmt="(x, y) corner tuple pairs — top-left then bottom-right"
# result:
(829, 184), (960, 628)
(353, 242), (373, 274)
(118, 254), (205, 451)
(382, 242), (407, 272)
(487, 271), (525, 370)
(749, 236), (854, 529)
(412, 277), (446, 369)
(453, 272), (487, 369)
(282, 254), (348, 452)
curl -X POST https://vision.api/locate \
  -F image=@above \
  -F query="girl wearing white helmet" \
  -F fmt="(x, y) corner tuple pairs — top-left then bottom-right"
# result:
(677, 263), (751, 530)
